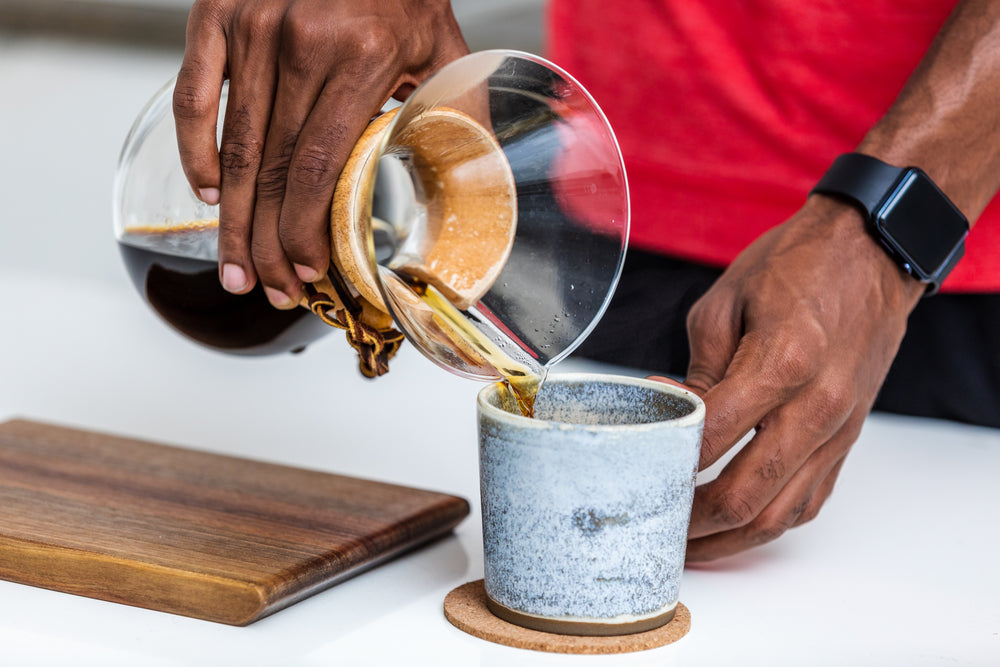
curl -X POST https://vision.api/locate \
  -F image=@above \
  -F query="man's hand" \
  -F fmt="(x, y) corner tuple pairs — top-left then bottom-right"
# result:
(680, 195), (924, 562)
(174, 0), (468, 307)
(677, 0), (1000, 562)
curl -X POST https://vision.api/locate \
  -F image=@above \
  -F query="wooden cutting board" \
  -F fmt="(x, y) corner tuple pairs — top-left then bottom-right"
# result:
(0, 419), (469, 625)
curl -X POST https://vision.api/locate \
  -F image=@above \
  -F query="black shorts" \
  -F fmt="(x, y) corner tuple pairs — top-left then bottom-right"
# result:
(576, 247), (1000, 428)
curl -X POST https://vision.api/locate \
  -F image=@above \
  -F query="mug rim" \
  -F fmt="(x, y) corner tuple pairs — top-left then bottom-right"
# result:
(477, 372), (706, 432)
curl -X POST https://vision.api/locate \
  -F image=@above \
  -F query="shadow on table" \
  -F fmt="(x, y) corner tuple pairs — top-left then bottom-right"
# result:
(684, 542), (789, 573)
(239, 532), (472, 657)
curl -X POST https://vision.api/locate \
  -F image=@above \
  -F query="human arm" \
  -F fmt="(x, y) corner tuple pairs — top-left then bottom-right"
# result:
(681, 0), (1000, 561)
(173, 0), (468, 307)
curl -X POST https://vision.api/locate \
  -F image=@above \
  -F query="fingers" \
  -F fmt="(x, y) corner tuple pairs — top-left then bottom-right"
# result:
(177, 0), (471, 305)
(684, 286), (773, 469)
(245, 22), (395, 303)
(690, 337), (792, 471)
(215, 2), (282, 296)
(672, 197), (916, 562)
(686, 456), (847, 562)
(685, 335), (861, 560)
(275, 83), (380, 283)
(692, 306), (835, 476)
(685, 411), (859, 562)
(682, 275), (858, 561)
(240, 5), (332, 303)
(688, 377), (857, 538)
(174, 1), (229, 204)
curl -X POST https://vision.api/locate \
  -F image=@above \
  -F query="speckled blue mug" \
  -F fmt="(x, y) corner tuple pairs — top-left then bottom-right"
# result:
(477, 373), (704, 636)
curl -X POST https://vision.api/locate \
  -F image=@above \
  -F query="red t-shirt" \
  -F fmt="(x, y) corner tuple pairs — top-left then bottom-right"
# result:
(547, 0), (998, 292)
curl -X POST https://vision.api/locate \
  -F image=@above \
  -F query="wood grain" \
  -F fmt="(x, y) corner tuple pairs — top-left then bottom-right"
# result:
(0, 419), (469, 625)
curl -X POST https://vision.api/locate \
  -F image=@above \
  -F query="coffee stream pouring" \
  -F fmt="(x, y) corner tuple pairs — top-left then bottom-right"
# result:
(114, 51), (629, 410)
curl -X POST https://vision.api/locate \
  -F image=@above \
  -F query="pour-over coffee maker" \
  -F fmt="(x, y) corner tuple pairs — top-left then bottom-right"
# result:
(114, 50), (629, 388)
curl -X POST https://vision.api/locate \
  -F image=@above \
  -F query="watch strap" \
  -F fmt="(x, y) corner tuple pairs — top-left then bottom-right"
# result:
(936, 238), (965, 292)
(811, 152), (970, 296)
(811, 152), (903, 214)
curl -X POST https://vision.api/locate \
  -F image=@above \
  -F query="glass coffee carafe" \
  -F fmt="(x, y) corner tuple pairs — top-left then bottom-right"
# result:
(114, 50), (629, 406)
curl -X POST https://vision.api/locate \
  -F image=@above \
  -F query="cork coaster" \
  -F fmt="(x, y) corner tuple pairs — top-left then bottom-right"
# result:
(443, 580), (690, 654)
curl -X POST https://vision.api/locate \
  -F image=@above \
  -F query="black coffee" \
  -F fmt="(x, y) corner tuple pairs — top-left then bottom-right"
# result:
(118, 224), (331, 355)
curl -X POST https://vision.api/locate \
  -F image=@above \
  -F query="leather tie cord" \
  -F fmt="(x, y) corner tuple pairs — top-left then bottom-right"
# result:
(306, 267), (405, 378)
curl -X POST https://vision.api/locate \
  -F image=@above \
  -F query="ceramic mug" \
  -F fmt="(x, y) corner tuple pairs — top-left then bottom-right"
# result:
(477, 373), (704, 636)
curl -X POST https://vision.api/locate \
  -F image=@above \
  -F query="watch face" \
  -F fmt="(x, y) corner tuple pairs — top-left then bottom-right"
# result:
(876, 170), (968, 279)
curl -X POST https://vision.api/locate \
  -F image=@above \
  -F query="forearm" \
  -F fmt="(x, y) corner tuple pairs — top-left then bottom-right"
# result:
(857, 0), (1000, 224)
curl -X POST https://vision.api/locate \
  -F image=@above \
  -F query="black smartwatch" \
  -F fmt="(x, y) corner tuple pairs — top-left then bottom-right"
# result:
(811, 152), (969, 295)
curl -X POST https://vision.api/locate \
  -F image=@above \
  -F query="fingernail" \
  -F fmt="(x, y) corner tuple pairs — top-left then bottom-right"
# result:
(264, 286), (294, 308)
(221, 263), (248, 293)
(293, 263), (321, 283)
(198, 187), (220, 205)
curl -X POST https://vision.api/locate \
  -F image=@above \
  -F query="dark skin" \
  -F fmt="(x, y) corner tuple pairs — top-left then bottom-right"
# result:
(176, 0), (1000, 561)
(173, 0), (468, 306)
(674, 0), (1000, 561)
(661, 197), (925, 561)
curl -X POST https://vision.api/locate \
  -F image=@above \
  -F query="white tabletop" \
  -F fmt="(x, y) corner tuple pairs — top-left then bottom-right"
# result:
(2, 32), (999, 667)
